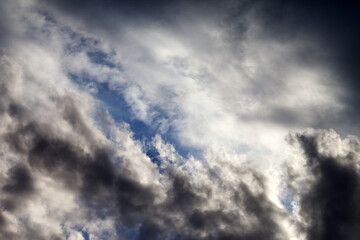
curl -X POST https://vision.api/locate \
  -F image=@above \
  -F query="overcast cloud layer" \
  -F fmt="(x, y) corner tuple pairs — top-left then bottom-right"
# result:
(0, 0), (360, 239)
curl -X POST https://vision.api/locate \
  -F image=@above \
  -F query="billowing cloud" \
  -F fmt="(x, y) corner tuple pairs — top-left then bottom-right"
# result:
(0, 0), (359, 239)
(285, 129), (360, 240)
(0, 53), (293, 239)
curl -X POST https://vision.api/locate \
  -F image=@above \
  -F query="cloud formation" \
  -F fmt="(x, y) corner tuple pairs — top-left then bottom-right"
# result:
(286, 129), (360, 240)
(0, 0), (359, 239)
(0, 54), (291, 239)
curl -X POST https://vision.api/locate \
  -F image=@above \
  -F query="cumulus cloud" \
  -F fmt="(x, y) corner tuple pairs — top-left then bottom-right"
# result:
(0, 0), (359, 239)
(285, 129), (360, 240)
(0, 52), (294, 239)
(0, 53), (294, 239)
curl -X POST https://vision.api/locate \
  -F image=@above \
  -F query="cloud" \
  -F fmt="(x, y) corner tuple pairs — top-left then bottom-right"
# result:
(286, 129), (360, 240)
(0, 49), (292, 239)
(0, 0), (360, 239)
(39, 0), (349, 156)
(248, 0), (360, 132)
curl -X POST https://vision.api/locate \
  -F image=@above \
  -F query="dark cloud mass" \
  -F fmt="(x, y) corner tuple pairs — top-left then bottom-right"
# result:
(0, 49), (288, 239)
(42, 0), (360, 133)
(287, 130), (360, 240)
(0, 72), (287, 239)
(1, 0), (360, 239)
(253, 0), (360, 131)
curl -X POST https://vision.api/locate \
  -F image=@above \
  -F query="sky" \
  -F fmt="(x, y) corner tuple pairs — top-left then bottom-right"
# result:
(0, 0), (360, 239)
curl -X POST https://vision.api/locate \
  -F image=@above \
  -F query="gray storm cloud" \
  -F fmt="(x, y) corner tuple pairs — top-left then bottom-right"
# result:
(0, 55), (289, 239)
(0, 0), (360, 240)
(286, 129), (360, 240)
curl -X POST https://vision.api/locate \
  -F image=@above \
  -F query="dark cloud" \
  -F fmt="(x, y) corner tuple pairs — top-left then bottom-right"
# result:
(43, 0), (243, 43)
(46, 0), (170, 18)
(4, 0), (360, 239)
(45, 0), (229, 20)
(3, 164), (33, 196)
(0, 45), (289, 239)
(0, 85), (287, 239)
(0, 3), (12, 47)
(43, 0), (176, 33)
(288, 130), (360, 240)
(250, 0), (360, 130)
(41, 0), (360, 133)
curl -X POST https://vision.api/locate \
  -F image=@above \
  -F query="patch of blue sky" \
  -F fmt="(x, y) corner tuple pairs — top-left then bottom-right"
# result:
(81, 230), (90, 240)
(72, 224), (117, 240)
(279, 187), (295, 214)
(280, 199), (293, 213)
(69, 73), (149, 138)
(69, 48), (205, 166)
(87, 50), (117, 69)
(144, 146), (164, 173)
(61, 224), (89, 240)
(69, 73), (202, 162)
(142, 141), (188, 175)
